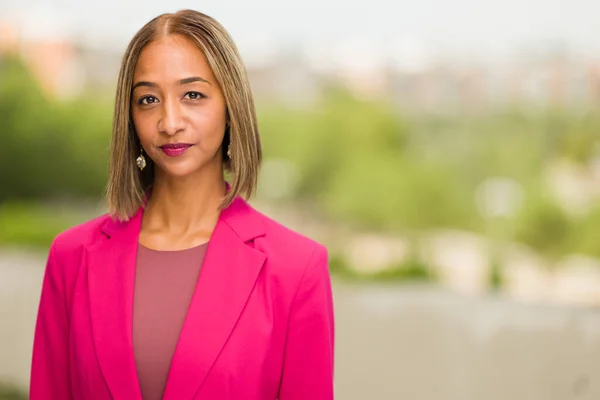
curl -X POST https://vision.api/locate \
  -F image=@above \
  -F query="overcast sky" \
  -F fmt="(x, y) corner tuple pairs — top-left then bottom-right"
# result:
(2, 0), (600, 60)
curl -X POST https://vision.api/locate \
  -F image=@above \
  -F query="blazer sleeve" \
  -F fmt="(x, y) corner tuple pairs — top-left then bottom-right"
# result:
(30, 241), (72, 399)
(278, 244), (335, 400)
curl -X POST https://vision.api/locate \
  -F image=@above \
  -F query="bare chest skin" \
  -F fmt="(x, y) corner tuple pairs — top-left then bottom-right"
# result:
(138, 211), (217, 251)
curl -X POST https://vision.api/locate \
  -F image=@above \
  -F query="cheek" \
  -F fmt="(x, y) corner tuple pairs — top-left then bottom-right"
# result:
(131, 112), (155, 144)
(190, 106), (227, 142)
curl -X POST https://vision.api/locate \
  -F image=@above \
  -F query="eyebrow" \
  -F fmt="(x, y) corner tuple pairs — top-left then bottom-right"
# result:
(132, 76), (211, 90)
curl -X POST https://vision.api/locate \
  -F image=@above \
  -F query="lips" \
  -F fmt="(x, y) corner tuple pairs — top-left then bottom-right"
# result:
(159, 143), (193, 157)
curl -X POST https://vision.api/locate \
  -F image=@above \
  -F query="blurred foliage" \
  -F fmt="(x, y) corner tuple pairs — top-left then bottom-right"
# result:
(571, 205), (600, 259)
(0, 382), (26, 400)
(0, 202), (77, 249)
(328, 253), (435, 283)
(259, 89), (479, 232)
(1, 54), (600, 268)
(513, 190), (573, 260)
(0, 56), (110, 202)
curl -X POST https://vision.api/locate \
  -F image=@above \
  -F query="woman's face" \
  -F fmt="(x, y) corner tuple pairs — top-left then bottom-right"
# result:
(131, 34), (227, 180)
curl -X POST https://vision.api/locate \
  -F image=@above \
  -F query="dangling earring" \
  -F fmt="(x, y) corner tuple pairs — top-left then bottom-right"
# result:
(136, 148), (147, 171)
(225, 122), (232, 160)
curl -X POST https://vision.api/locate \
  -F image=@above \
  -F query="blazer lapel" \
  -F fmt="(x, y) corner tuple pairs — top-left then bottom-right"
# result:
(162, 197), (267, 400)
(86, 208), (143, 400)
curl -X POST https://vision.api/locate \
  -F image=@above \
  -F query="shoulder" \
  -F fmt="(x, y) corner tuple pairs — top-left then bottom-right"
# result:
(248, 206), (332, 312)
(50, 213), (111, 260)
(42, 213), (111, 291)
(253, 205), (325, 251)
(248, 204), (329, 277)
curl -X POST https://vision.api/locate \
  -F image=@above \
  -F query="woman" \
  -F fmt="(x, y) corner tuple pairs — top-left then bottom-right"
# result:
(30, 9), (334, 400)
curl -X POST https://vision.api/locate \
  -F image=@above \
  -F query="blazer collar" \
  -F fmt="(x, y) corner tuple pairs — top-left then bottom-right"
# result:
(87, 195), (267, 400)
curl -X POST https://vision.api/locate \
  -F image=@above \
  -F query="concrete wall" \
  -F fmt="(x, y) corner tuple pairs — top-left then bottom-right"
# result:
(1, 249), (599, 399)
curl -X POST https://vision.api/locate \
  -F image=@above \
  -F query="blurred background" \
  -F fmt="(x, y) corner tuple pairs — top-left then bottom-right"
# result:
(1, 1), (600, 399)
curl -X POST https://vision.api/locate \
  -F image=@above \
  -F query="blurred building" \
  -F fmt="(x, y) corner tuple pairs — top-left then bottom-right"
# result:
(0, 18), (122, 100)
(0, 20), (20, 53)
(245, 48), (322, 107)
(2, 16), (600, 113)
(0, 19), (78, 98)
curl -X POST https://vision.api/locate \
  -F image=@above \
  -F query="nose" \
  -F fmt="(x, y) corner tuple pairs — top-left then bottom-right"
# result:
(157, 97), (186, 136)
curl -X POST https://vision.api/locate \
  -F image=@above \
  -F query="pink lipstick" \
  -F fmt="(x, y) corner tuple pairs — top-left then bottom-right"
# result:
(160, 143), (192, 157)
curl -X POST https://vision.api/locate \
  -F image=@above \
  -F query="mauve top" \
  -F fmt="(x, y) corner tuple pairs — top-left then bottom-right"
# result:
(132, 242), (208, 400)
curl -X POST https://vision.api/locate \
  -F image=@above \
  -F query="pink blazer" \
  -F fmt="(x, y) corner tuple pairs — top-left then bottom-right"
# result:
(30, 196), (335, 400)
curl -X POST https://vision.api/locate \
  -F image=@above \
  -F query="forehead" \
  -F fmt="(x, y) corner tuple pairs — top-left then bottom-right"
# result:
(133, 34), (215, 82)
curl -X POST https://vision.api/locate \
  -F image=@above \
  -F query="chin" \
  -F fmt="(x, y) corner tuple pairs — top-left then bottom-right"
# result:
(158, 163), (203, 178)
(155, 158), (221, 180)
(162, 168), (198, 178)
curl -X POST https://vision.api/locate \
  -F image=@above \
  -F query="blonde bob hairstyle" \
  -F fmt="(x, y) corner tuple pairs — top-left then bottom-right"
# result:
(106, 9), (262, 222)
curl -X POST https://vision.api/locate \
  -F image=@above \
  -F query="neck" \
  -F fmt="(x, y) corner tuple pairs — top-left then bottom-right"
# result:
(143, 165), (227, 237)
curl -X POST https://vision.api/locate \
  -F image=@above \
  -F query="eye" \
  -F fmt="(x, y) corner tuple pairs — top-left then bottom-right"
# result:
(138, 95), (159, 105)
(184, 91), (206, 100)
